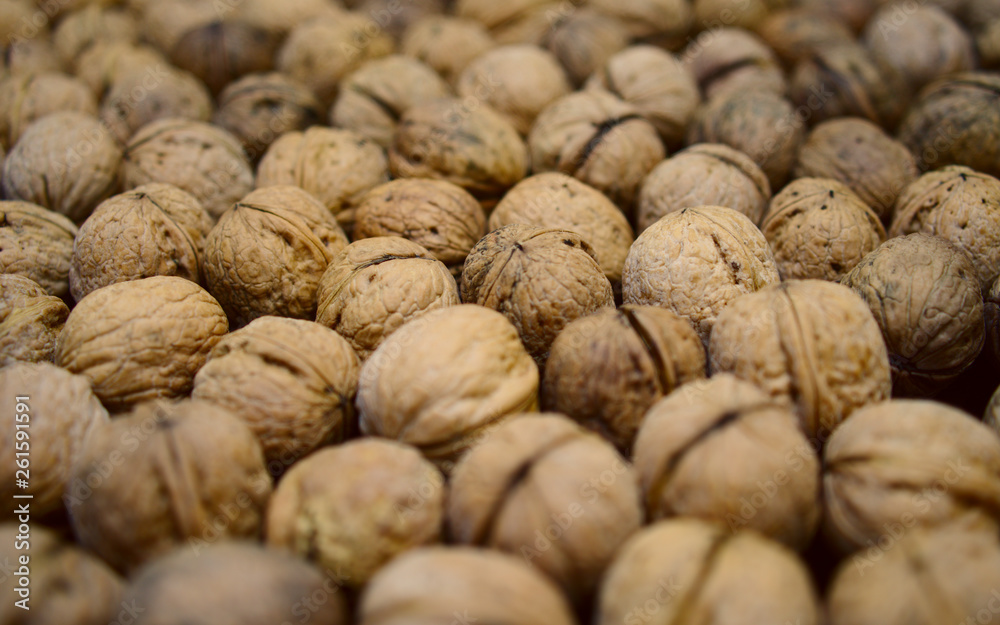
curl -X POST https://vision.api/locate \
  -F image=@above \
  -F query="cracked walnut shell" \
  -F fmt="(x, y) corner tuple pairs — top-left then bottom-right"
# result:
(0, 199), (77, 297)
(681, 28), (786, 101)
(0, 275), (68, 366)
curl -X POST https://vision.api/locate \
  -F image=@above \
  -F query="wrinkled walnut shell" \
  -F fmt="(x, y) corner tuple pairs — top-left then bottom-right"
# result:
(755, 9), (855, 67)
(0, 72), (97, 148)
(0, 200), (78, 297)
(681, 28), (786, 100)
(400, 15), (496, 85)
(0, 275), (68, 365)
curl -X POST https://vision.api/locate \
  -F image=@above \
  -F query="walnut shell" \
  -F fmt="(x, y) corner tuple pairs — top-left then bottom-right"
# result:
(542, 306), (706, 452)
(345, 0), (446, 39)
(168, 20), (280, 96)
(74, 41), (167, 97)
(693, 0), (775, 32)
(2, 111), (121, 224)
(400, 15), (496, 85)
(822, 399), (1000, 554)
(0, 72), (97, 148)
(461, 224), (615, 364)
(0, 275), (68, 365)
(267, 438), (443, 587)
(315, 237), (460, 359)
(709, 280), (891, 439)
(623, 205), (780, 343)
(842, 233), (984, 396)
(986, 383), (1000, 435)
(755, 8), (855, 67)
(889, 165), (1000, 291)
(357, 304), (539, 470)
(70, 183), (213, 301)
(122, 118), (253, 221)
(528, 89), (665, 213)
(0, 0), (45, 43)
(796, 0), (878, 32)
(589, 0), (693, 47)
(454, 0), (550, 31)
(597, 519), (820, 625)
(56, 276), (229, 412)
(256, 126), (389, 215)
(1, 38), (64, 78)
(637, 143), (771, 232)
(138, 0), (232, 54)
(52, 5), (137, 65)
(979, 19), (1000, 69)
(234, 0), (344, 35)
(0, 362), (108, 516)
(192, 316), (360, 468)
(681, 28), (786, 100)
(633, 374), (821, 550)
(988, 275), (1000, 365)
(0, 199), (78, 297)
(204, 185), (349, 327)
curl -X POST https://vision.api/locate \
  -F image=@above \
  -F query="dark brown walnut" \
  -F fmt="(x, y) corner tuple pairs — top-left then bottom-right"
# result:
(75, 41), (168, 97)
(122, 118), (253, 221)
(980, 20), (1000, 69)
(822, 399), (1000, 554)
(256, 126), (389, 216)
(0, 524), (123, 625)
(168, 20), (280, 96)
(344, 0), (445, 39)
(66, 399), (271, 573)
(897, 73), (1000, 178)
(56, 276), (228, 412)
(528, 89), (665, 213)
(204, 185), (349, 327)
(448, 414), (642, 602)
(962, 0), (1000, 24)
(623, 205), (780, 343)
(988, 275), (1000, 364)
(761, 177), (886, 281)
(1, 38), (63, 78)
(0, 275), (68, 365)
(70, 183), (212, 301)
(842, 234), (984, 396)
(267, 439), (444, 587)
(461, 224), (615, 364)
(99, 64), (213, 144)
(457, 45), (571, 136)
(390, 97), (528, 202)
(588, 0), (692, 48)
(542, 306), (705, 452)
(0, 200), (78, 297)
(357, 305), (539, 470)
(52, 5), (137, 65)
(755, 9), (855, 67)
(709, 280), (892, 440)
(353, 178), (487, 275)
(192, 316), (360, 468)
(637, 143), (771, 232)
(123, 542), (349, 625)
(315, 237), (460, 360)
(331, 55), (452, 148)
(2, 111), (121, 224)
(633, 375), (821, 550)
(681, 28), (786, 100)
(400, 15), (496, 85)
(828, 526), (1000, 625)
(0, 362), (107, 516)
(0, 72), (97, 148)
(597, 519), (820, 625)
(687, 89), (805, 190)
(862, 5), (974, 96)
(889, 166), (1000, 291)
(587, 45), (700, 149)
(793, 117), (919, 220)
(692, 0), (776, 32)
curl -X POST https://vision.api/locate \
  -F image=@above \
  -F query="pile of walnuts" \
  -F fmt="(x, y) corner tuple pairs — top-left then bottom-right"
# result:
(3, 0), (1000, 624)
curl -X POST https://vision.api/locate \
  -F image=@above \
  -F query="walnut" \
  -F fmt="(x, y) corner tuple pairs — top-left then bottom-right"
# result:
(681, 28), (786, 100)
(454, 0), (550, 31)
(897, 73), (1000, 178)
(0, 0), (43, 43)
(138, 0), (221, 52)
(256, 126), (389, 216)
(793, 117), (919, 220)
(597, 519), (820, 625)
(0, 200), (78, 297)
(842, 234), (984, 396)
(962, 0), (1000, 24)
(761, 177), (886, 281)
(353, 178), (486, 275)
(316, 237), (460, 360)
(637, 143), (771, 232)
(56, 276), (228, 412)
(586, 45), (700, 149)
(74, 41), (167, 97)
(344, 0), (446, 38)
(2, 111), (121, 224)
(623, 205), (780, 343)
(710, 280), (891, 440)
(167, 20), (280, 96)
(979, 19), (1000, 69)
(986, 384), (1000, 434)
(633, 374), (821, 550)
(693, 0), (775, 31)
(390, 97), (528, 202)
(357, 304), (539, 470)
(528, 89), (665, 213)
(204, 185), (348, 327)
(0, 275), (68, 365)
(988, 275), (1000, 364)
(0, 362), (107, 516)
(234, 0), (344, 36)
(331, 55), (452, 148)
(69, 183), (213, 302)
(589, 0), (692, 48)
(889, 165), (1000, 291)
(122, 118), (253, 221)
(52, 6), (137, 65)
(400, 15), (496, 85)
(461, 224), (615, 364)
(542, 306), (706, 452)
(447, 414), (641, 602)
(1, 38), (63, 77)
(0, 72), (97, 148)
(796, 0), (879, 32)
(755, 8), (855, 67)
(822, 399), (1000, 554)
(99, 64), (213, 144)
(359, 547), (576, 625)
(267, 438), (443, 586)
(66, 398), (270, 573)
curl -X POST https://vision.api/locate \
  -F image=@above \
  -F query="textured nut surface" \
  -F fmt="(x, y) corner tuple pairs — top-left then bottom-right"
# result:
(988, 274), (1000, 365)
(0, 275), (68, 365)
(528, 8), (631, 86)
(100, 64), (213, 144)
(986, 384), (1000, 435)
(56, 276), (229, 412)
(623, 205), (780, 343)
(400, 15), (495, 85)
(75, 41), (167, 97)
(756, 8), (855, 67)
(681, 28), (786, 100)
(267, 439), (443, 587)
(168, 20), (280, 96)
(589, 0), (692, 45)
(0, 200), (78, 297)
(0, 72), (97, 148)
(1, 38), (63, 78)
(709, 280), (892, 438)
(53, 5), (137, 64)
(822, 400), (1000, 554)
